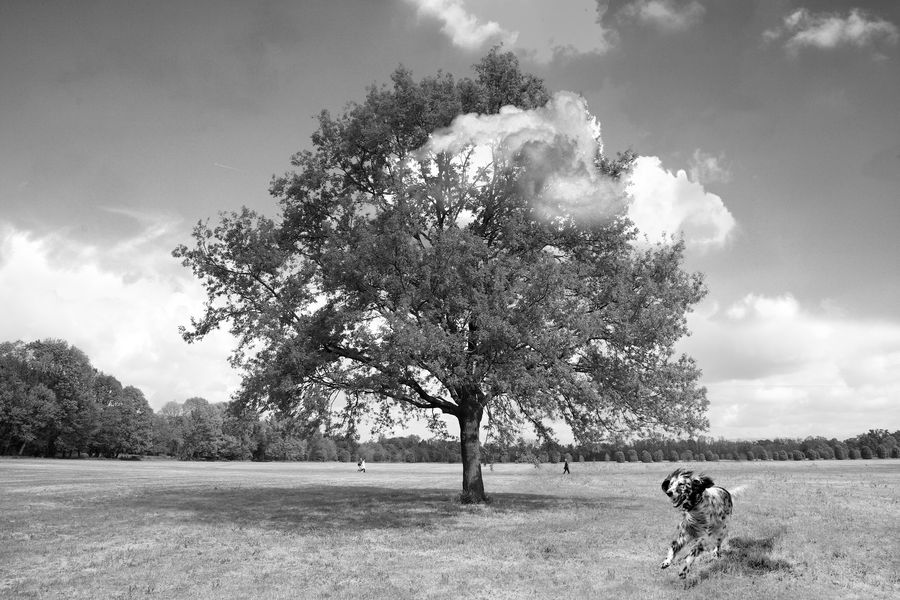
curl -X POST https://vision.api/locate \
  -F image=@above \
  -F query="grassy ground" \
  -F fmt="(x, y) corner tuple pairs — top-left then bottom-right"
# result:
(1, 458), (898, 599)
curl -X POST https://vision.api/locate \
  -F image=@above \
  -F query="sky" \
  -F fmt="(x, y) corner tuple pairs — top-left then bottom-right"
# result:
(1, 0), (898, 442)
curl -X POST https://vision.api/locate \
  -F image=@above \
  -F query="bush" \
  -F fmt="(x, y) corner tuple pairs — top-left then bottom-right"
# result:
(640, 450), (653, 463)
(705, 451), (717, 462)
(891, 447), (900, 459)
(614, 450), (625, 463)
(696, 452), (706, 462)
(626, 449), (639, 462)
(668, 450), (680, 462)
(792, 450), (805, 460)
(833, 446), (847, 460)
(876, 444), (888, 459)
(652, 449), (665, 462)
(860, 446), (873, 459)
(849, 448), (861, 460)
(680, 450), (693, 461)
(807, 449), (820, 460)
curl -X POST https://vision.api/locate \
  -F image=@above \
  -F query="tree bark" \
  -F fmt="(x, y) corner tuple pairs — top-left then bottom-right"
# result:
(457, 402), (486, 503)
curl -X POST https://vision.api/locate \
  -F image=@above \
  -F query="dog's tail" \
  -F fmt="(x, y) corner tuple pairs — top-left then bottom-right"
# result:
(729, 484), (749, 497)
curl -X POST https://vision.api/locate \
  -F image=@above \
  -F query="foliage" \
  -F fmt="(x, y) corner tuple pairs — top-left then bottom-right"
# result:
(0, 339), (151, 457)
(173, 48), (709, 501)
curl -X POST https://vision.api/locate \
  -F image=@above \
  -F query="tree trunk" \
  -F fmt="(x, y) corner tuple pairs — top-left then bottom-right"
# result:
(457, 403), (486, 503)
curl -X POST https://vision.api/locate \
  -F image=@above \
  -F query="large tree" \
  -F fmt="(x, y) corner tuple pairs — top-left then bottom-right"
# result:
(175, 49), (708, 502)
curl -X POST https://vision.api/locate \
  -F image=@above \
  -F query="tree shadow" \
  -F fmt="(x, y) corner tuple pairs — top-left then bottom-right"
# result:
(127, 485), (636, 532)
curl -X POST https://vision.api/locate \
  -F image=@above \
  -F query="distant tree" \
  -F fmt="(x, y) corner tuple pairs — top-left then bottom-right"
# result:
(94, 380), (152, 457)
(174, 49), (709, 502)
(890, 446), (900, 459)
(792, 450), (805, 460)
(27, 340), (99, 456)
(640, 449), (652, 463)
(668, 449), (680, 462)
(614, 450), (626, 463)
(179, 398), (224, 460)
(0, 343), (59, 455)
(626, 449), (639, 462)
(875, 444), (888, 459)
(652, 449), (664, 462)
(308, 431), (339, 461)
(860, 446), (873, 459)
(849, 448), (861, 460)
(680, 449), (693, 461)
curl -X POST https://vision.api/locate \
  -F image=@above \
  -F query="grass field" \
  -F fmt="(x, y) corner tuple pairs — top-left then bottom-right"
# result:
(1, 458), (898, 599)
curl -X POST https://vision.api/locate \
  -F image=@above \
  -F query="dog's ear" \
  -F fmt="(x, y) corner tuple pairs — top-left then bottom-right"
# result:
(662, 468), (684, 493)
(694, 473), (715, 489)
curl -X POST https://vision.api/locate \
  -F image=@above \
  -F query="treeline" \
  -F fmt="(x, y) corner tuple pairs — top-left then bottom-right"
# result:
(0, 340), (153, 458)
(2, 339), (899, 462)
(496, 429), (900, 465)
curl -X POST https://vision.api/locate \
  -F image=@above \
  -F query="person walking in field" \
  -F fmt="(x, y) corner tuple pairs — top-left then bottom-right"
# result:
(563, 459), (570, 474)
(357, 459), (366, 473)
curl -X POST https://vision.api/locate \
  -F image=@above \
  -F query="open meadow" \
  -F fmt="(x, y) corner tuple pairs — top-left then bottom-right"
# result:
(1, 458), (898, 599)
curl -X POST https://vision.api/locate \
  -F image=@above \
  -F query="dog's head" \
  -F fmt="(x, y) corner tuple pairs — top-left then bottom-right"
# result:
(661, 468), (714, 511)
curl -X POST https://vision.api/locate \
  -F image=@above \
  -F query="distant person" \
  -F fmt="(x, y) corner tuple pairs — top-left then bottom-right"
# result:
(563, 459), (570, 474)
(358, 459), (366, 473)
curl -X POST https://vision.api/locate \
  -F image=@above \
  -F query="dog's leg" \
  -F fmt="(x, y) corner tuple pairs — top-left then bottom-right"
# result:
(713, 527), (727, 558)
(660, 526), (688, 569)
(678, 541), (704, 579)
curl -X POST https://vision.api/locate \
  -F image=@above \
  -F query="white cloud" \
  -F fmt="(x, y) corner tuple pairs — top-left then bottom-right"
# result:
(688, 149), (732, 185)
(680, 293), (900, 439)
(421, 94), (736, 247)
(421, 91), (625, 223)
(764, 8), (899, 54)
(405, 0), (518, 50)
(618, 0), (706, 32)
(0, 222), (240, 410)
(625, 155), (736, 248)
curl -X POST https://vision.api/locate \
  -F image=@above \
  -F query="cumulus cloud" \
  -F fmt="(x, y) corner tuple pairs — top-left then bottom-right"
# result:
(405, 0), (517, 50)
(420, 92), (736, 247)
(764, 8), (899, 54)
(680, 293), (900, 439)
(0, 221), (240, 410)
(421, 91), (626, 223)
(617, 0), (706, 32)
(625, 156), (736, 247)
(688, 149), (732, 185)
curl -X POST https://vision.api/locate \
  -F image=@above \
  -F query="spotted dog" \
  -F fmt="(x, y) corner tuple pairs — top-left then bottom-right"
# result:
(660, 468), (733, 578)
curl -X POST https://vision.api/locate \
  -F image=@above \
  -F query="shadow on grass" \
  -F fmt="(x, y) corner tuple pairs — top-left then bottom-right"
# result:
(128, 485), (638, 532)
(689, 533), (793, 584)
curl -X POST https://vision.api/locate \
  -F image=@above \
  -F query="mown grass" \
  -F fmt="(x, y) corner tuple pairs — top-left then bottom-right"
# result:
(1, 458), (898, 599)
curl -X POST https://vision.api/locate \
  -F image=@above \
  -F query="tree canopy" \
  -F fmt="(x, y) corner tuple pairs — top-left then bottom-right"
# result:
(175, 48), (708, 502)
